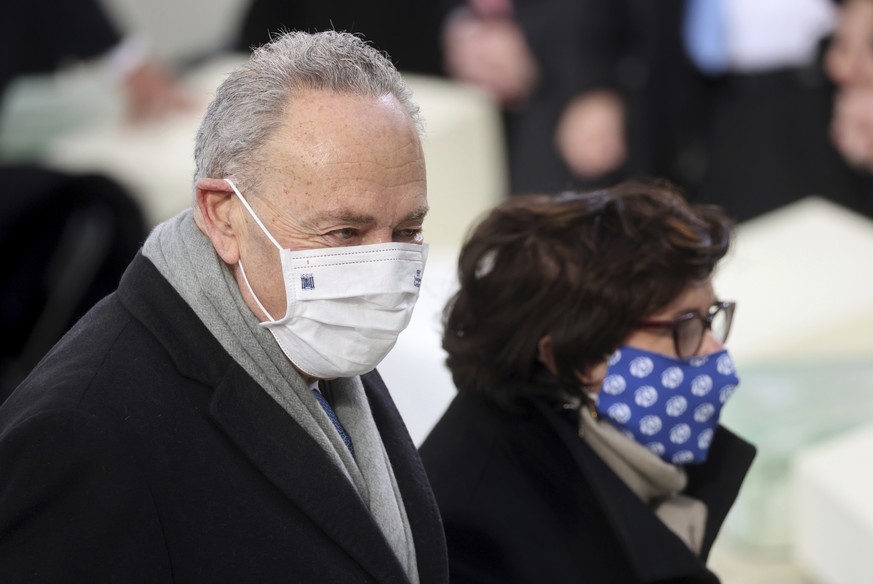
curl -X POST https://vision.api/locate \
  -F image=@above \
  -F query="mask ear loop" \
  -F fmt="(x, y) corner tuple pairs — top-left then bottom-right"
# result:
(237, 260), (276, 322)
(224, 178), (280, 322)
(224, 178), (283, 251)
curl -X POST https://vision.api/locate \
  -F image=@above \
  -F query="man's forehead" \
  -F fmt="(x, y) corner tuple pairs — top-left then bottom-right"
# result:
(254, 88), (426, 223)
(281, 90), (414, 130)
(264, 92), (421, 164)
(307, 200), (430, 225)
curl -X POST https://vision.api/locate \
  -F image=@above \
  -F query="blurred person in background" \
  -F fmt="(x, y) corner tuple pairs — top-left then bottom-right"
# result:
(420, 181), (756, 583)
(0, 0), (193, 128)
(440, 0), (642, 194)
(440, 0), (873, 221)
(688, 0), (873, 220)
(826, 0), (873, 175)
(0, 0), (193, 401)
(236, 0), (444, 75)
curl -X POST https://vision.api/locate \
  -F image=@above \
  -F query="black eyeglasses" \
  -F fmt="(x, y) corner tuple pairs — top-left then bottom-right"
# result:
(638, 301), (736, 360)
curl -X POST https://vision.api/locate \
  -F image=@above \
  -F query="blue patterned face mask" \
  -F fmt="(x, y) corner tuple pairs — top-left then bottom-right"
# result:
(594, 346), (740, 465)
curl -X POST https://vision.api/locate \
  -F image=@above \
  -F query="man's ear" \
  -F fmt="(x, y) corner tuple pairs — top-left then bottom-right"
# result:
(195, 177), (241, 265)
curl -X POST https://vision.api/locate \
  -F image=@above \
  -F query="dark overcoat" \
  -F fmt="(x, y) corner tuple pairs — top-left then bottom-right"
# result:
(420, 392), (755, 583)
(0, 254), (448, 583)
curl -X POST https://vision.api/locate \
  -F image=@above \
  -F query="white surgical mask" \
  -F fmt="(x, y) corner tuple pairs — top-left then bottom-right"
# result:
(225, 179), (428, 379)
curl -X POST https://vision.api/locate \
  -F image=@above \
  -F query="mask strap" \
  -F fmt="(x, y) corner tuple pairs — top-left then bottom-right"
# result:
(238, 259), (277, 322)
(224, 178), (283, 251)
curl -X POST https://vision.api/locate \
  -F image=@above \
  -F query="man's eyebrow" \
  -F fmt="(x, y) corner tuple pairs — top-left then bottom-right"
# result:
(403, 205), (430, 222)
(315, 211), (379, 226)
(313, 205), (429, 225)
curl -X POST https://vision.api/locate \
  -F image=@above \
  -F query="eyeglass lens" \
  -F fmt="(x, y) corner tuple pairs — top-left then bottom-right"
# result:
(710, 306), (730, 343)
(676, 318), (705, 359)
(675, 303), (733, 359)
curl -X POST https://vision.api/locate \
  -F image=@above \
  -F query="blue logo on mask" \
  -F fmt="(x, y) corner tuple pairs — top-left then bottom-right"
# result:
(413, 270), (422, 288)
(301, 274), (315, 290)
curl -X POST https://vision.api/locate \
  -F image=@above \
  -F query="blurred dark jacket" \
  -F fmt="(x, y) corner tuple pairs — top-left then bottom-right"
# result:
(237, 0), (445, 75)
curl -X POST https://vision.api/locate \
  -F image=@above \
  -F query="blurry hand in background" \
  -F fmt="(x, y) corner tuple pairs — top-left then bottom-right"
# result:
(121, 60), (198, 124)
(830, 87), (873, 170)
(555, 90), (626, 179)
(826, 0), (873, 170)
(442, 8), (539, 109)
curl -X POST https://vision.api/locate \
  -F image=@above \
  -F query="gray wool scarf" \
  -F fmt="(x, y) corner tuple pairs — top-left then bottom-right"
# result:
(142, 210), (419, 583)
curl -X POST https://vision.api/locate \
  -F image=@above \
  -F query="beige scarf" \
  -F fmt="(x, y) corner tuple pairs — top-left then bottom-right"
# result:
(578, 406), (708, 554)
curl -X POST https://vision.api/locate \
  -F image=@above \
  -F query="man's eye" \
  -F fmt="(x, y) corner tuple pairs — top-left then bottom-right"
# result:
(332, 228), (357, 240)
(396, 229), (424, 242)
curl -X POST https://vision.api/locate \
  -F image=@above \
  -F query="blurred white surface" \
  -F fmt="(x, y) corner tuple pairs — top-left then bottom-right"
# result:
(712, 198), (873, 569)
(794, 423), (873, 584)
(98, 0), (247, 62)
(714, 196), (873, 364)
(379, 249), (459, 445)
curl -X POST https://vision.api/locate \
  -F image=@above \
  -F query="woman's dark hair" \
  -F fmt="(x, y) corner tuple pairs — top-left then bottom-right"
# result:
(442, 180), (733, 410)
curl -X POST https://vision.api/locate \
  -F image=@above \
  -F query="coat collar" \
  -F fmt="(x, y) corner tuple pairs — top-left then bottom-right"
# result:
(118, 253), (445, 584)
(208, 367), (414, 583)
(362, 370), (449, 584)
(531, 398), (754, 583)
(683, 424), (757, 559)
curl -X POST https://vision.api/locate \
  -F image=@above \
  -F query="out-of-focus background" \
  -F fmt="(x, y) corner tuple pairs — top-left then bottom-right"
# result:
(2, 1), (873, 582)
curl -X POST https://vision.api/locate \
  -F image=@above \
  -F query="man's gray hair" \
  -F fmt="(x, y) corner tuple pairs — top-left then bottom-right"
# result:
(193, 30), (422, 193)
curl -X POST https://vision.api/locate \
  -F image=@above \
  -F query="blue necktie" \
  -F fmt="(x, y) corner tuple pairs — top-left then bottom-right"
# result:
(313, 388), (356, 459)
(683, 0), (728, 75)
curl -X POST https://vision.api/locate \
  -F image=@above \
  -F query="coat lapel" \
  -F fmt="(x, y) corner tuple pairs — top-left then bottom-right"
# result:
(209, 369), (412, 584)
(119, 254), (413, 584)
(684, 425), (757, 559)
(361, 370), (449, 584)
(532, 399), (721, 583)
